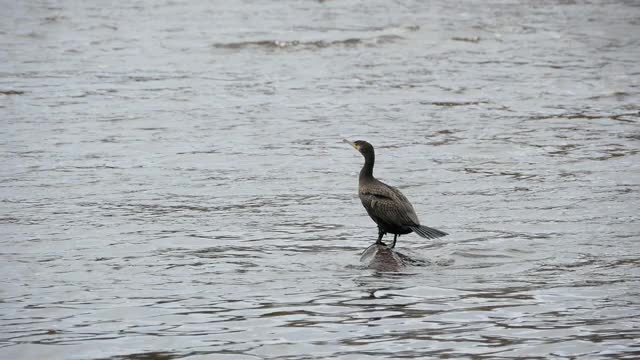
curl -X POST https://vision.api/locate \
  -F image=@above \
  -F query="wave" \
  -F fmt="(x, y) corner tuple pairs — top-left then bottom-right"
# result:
(212, 25), (419, 50)
(212, 34), (404, 50)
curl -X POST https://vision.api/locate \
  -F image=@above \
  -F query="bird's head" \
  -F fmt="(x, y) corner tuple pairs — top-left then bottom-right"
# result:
(343, 139), (374, 157)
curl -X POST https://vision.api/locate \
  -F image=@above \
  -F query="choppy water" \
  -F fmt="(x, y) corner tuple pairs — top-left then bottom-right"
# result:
(2, 0), (640, 359)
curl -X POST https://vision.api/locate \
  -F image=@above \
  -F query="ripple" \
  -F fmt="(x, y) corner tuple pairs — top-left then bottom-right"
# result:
(525, 111), (639, 123)
(422, 100), (488, 107)
(212, 35), (404, 51)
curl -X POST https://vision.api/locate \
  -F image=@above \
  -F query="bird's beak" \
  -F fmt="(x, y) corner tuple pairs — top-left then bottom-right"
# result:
(343, 139), (357, 150)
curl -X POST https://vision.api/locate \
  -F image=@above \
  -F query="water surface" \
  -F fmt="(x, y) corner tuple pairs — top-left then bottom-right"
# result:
(1, 0), (639, 359)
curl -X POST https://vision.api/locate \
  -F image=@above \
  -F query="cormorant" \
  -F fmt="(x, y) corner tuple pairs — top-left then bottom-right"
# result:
(344, 139), (448, 248)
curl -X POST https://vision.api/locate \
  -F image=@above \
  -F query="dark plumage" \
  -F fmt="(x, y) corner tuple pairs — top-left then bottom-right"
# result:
(344, 139), (448, 248)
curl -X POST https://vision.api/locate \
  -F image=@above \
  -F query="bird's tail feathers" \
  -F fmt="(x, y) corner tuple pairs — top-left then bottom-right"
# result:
(410, 225), (448, 239)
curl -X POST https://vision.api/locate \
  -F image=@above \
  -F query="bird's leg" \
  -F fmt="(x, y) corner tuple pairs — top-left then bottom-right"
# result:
(391, 234), (398, 249)
(376, 227), (386, 246)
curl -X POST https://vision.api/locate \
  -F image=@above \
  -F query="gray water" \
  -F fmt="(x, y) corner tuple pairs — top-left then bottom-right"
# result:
(2, 0), (640, 359)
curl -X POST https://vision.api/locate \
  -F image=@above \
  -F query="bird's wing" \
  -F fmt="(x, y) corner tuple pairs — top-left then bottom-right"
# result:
(359, 184), (420, 226)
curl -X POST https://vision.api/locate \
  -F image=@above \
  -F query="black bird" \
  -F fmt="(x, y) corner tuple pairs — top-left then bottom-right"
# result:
(344, 139), (448, 248)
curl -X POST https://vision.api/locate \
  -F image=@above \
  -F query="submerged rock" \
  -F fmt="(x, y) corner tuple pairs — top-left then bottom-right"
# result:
(360, 244), (431, 271)
(360, 244), (405, 271)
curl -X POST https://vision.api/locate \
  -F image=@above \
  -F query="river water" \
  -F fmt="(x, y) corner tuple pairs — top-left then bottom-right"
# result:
(2, 0), (639, 359)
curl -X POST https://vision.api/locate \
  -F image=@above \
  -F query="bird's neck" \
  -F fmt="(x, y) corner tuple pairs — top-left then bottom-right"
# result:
(359, 153), (375, 181)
